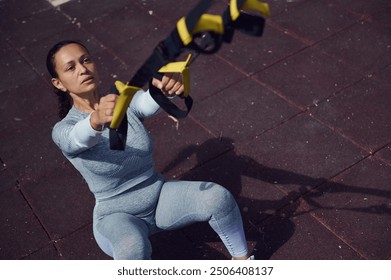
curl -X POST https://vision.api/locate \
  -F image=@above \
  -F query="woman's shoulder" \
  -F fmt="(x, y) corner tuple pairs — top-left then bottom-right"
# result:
(53, 107), (86, 130)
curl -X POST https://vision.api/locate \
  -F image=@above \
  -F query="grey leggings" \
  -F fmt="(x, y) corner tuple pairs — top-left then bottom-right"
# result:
(93, 173), (248, 259)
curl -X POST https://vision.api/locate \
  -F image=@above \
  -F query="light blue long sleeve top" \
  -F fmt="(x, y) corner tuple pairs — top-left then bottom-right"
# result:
(52, 89), (161, 200)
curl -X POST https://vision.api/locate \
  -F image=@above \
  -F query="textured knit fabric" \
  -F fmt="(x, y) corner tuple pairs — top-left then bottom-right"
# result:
(52, 89), (159, 199)
(52, 89), (248, 259)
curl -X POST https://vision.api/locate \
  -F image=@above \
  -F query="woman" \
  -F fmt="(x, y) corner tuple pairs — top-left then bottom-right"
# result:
(47, 40), (253, 260)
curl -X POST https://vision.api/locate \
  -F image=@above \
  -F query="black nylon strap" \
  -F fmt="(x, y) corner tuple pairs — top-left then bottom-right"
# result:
(109, 0), (269, 150)
(148, 80), (193, 119)
(108, 84), (128, 150)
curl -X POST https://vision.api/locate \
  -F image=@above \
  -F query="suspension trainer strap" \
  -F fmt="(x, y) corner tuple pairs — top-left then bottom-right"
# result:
(109, 0), (270, 150)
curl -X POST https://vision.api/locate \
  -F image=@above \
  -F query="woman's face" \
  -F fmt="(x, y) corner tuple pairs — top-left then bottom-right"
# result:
(51, 43), (100, 96)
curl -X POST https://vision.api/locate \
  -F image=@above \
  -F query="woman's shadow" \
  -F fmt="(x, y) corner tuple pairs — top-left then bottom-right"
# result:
(151, 137), (391, 260)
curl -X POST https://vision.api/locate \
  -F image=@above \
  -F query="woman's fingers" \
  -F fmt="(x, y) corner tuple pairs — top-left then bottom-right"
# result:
(159, 73), (184, 96)
(94, 94), (118, 124)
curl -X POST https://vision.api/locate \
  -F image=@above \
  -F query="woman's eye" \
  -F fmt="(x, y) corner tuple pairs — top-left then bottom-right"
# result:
(83, 57), (92, 63)
(66, 66), (75, 71)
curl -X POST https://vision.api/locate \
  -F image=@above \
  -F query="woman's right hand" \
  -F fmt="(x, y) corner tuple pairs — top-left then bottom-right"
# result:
(90, 94), (118, 131)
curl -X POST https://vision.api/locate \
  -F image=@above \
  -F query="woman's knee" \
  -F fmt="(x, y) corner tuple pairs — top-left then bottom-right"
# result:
(203, 183), (237, 218)
(113, 235), (152, 260)
(94, 213), (152, 260)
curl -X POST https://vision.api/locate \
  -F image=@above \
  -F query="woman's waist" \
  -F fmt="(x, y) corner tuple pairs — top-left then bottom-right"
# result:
(93, 167), (158, 201)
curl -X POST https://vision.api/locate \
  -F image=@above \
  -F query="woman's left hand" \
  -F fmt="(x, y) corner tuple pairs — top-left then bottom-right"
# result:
(152, 73), (184, 97)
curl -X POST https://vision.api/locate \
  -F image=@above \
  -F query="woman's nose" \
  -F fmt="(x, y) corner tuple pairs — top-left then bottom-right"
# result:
(78, 63), (89, 74)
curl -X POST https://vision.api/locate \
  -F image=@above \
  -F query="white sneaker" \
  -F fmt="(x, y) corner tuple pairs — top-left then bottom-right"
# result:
(232, 255), (255, 260)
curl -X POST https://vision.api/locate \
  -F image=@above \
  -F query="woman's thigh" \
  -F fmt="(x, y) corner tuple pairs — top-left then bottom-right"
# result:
(155, 180), (236, 230)
(94, 212), (152, 260)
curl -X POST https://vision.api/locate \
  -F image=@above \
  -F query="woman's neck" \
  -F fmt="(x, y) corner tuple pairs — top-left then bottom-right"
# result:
(70, 90), (100, 113)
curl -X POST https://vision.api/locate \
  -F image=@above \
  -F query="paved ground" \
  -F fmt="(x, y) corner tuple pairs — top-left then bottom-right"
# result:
(0, 0), (390, 260)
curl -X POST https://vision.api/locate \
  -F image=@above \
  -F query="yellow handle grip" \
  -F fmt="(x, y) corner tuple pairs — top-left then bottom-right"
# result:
(158, 54), (192, 97)
(110, 81), (141, 129)
(177, 14), (224, 46)
(230, 0), (270, 21)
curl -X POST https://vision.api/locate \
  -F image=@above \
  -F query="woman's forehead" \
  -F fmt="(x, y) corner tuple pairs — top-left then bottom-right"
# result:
(55, 43), (89, 63)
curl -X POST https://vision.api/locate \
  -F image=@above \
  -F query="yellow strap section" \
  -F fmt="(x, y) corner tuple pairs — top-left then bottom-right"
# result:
(177, 17), (192, 46)
(177, 14), (224, 46)
(230, 0), (240, 21)
(158, 54), (192, 97)
(193, 14), (224, 35)
(242, 0), (270, 17)
(110, 81), (141, 129)
(111, 55), (192, 129)
(230, 0), (270, 21)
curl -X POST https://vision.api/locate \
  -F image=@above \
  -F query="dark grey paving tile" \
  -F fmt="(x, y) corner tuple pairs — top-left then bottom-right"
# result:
(2, 9), (72, 48)
(0, 188), (50, 260)
(146, 117), (229, 179)
(267, 0), (309, 17)
(217, 24), (307, 75)
(270, 0), (359, 43)
(237, 114), (367, 195)
(56, 226), (110, 260)
(61, 0), (133, 23)
(181, 222), (233, 260)
(190, 78), (300, 143)
(132, 0), (210, 25)
(82, 5), (164, 54)
(0, 42), (39, 93)
(376, 146), (391, 165)
(317, 20), (391, 75)
(183, 54), (246, 101)
(329, 0), (391, 15)
(22, 244), (60, 260)
(256, 209), (365, 259)
(310, 76), (391, 152)
(372, 7), (391, 28)
(244, 216), (294, 259)
(254, 47), (363, 108)
(0, 78), (55, 130)
(151, 230), (202, 260)
(373, 64), (391, 86)
(21, 162), (95, 240)
(0, 115), (61, 184)
(302, 157), (391, 259)
(0, 0), (51, 27)
(0, 165), (17, 193)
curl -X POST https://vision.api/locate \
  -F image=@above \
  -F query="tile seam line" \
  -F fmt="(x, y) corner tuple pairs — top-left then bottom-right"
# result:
(271, 152), (383, 258)
(371, 141), (391, 167)
(15, 182), (63, 258)
(251, 194), (369, 259)
(308, 113), (375, 155)
(267, 11), (363, 50)
(264, 181), (371, 259)
(213, 32), (313, 79)
(303, 202), (370, 260)
(3, 35), (48, 86)
(252, 20), (359, 77)
(247, 110), (307, 142)
(50, 7), (140, 70)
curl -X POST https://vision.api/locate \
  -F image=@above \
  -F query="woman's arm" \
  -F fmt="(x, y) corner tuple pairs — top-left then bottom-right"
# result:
(130, 89), (162, 119)
(131, 73), (184, 119)
(52, 113), (103, 156)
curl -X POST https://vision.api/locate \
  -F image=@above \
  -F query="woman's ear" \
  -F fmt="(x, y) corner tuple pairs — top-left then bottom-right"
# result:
(51, 78), (67, 92)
